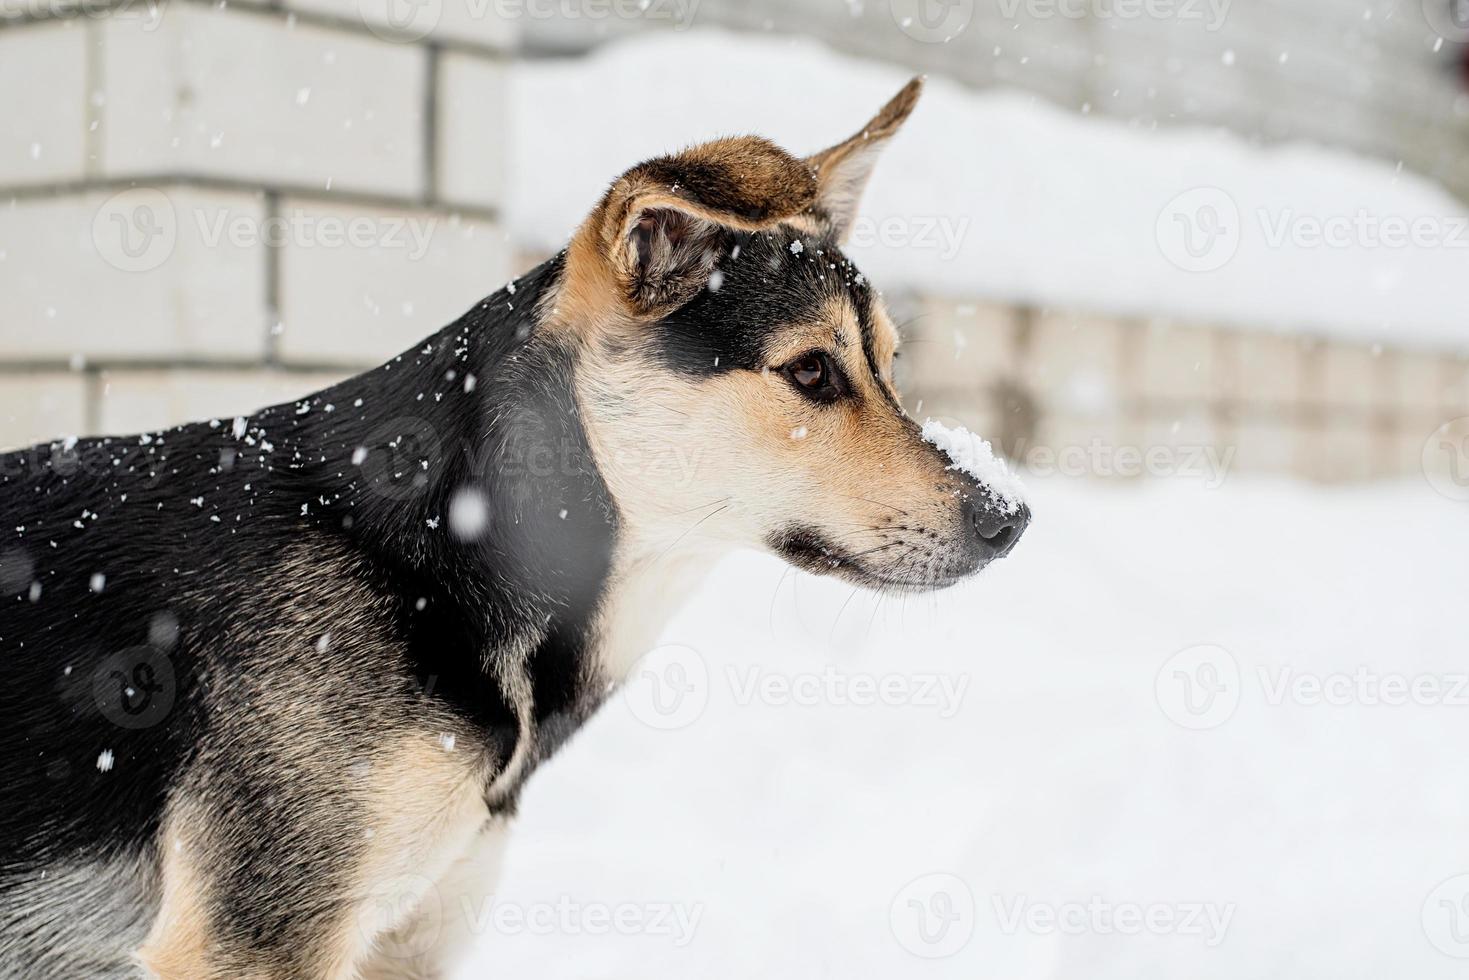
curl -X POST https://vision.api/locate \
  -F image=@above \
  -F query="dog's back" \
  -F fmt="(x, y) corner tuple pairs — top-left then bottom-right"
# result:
(0, 406), (486, 975)
(2, 422), (225, 974)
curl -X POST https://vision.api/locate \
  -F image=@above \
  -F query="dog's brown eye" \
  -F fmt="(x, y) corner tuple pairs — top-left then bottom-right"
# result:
(781, 351), (843, 403)
(789, 354), (827, 390)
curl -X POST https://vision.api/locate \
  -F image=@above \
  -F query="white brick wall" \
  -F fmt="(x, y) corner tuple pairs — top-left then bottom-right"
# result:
(908, 304), (1468, 484)
(0, 20), (89, 187)
(1135, 320), (1217, 405)
(102, 5), (427, 196)
(0, 374), (89, 448)
(0, 187), (269, 362)
(899, 299), (1016, 402)
(295, 0), (516, 50)
(1, 3), (1461, 487)
(1024, 310), (1123, 419)
(96, 368), (348, 434)
(275, 198), (507, 365)
(0, 4), (511, 453)
(437, 50), (509, 210)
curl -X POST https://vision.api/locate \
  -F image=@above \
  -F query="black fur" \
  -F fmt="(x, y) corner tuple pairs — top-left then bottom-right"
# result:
(0, 254), (617, 943)
(645, 228), (874, 378)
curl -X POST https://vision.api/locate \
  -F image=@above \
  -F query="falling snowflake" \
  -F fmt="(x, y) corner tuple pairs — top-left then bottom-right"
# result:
(448, 488), (489, 540)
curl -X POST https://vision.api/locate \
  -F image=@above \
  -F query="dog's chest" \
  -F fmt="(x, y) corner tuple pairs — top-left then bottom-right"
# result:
(589, 546), (718, 684)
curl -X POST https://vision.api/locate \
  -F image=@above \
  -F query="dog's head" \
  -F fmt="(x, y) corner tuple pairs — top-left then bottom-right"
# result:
(552, 78), (1029, 592)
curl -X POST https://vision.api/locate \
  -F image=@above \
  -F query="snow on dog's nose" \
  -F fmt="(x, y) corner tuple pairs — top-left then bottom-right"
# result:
(922, 419), (1031, 566)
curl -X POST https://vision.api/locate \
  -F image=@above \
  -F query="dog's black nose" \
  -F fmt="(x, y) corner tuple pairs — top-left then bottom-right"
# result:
(963, 495), (1030, 562)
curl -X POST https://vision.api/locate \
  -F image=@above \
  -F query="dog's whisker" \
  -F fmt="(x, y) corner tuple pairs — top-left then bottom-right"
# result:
(652, 503), (728, 564)
(664, 496), (731, 517)
(832, 492), (908, 516)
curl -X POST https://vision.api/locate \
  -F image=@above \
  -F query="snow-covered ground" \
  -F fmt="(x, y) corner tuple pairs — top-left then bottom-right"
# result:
(457, 472), (1469, 979)
(510, 31), (1469, 350)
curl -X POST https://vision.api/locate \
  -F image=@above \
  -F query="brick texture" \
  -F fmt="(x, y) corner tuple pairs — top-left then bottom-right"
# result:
(0, 374), (89, 451)
(102, 6), (427, 197)
(0, 188), (269, 362)
(0, 21), (89, 187)
(96, 369), (349, 435)
(275, 197), (508, 365)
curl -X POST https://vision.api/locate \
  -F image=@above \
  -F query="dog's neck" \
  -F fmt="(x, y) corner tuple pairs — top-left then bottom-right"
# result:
(269, 253), (711, 746)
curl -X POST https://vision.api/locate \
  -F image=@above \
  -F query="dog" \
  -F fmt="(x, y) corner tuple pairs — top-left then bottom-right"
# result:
(0, 77), (1028, 978)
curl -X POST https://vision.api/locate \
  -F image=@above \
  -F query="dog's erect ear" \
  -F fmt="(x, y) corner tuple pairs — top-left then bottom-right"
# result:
(805, 76), (924, 242)
(574, 135), (818, 319)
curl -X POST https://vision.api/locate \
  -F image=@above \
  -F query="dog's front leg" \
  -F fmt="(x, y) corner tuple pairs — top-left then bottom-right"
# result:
(357, 818), (514, 980)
